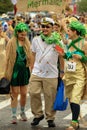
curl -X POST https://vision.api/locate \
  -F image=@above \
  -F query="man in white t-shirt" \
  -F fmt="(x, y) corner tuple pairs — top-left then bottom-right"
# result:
(29, 17), (64, 127)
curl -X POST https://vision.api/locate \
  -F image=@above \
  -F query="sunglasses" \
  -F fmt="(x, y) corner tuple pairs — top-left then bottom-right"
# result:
(42, 25), (52, 28)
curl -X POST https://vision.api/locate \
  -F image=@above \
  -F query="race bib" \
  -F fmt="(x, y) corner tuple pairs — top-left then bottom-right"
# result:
(66, 61), (76, 72)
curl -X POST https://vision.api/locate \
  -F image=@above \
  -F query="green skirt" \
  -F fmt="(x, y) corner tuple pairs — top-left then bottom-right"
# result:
(11, 61), (30, 86)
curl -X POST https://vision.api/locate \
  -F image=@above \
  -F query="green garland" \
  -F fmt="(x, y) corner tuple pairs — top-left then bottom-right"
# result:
(40, 32), (63, 48)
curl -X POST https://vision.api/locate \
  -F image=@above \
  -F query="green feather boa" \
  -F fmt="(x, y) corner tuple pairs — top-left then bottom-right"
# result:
(40, 32), (63, 48)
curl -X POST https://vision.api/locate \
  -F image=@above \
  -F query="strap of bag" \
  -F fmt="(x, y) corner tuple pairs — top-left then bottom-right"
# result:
(57, 57), (62, 89)
(57, 57), (60, 77)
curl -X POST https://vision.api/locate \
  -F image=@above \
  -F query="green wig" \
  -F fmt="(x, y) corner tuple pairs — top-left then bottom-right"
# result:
(69, 21), (86, 36)
(14, 22), (29, 37)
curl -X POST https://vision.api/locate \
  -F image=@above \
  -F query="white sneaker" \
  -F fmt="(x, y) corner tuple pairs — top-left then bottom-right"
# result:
(20, 112), (27, 121)
(11, 116), (17, 124)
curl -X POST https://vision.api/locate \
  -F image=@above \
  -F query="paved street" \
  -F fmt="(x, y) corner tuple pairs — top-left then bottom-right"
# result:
(0, 94), (87, 130)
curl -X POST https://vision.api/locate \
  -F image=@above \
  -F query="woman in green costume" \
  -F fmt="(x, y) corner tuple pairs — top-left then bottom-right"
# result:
(5, 22), (33, 124)
(58, 20), (87, 130)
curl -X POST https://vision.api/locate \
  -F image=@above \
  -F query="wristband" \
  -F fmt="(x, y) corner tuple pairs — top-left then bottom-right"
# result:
(60, 70), (64, 73)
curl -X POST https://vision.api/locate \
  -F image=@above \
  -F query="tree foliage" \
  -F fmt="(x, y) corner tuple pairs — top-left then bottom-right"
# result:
(77, 0), (87, 13)
(0, 0), (13, 14)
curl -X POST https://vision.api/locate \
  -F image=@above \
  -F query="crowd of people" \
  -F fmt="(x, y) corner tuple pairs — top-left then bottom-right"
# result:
(0, 7), (87, 130)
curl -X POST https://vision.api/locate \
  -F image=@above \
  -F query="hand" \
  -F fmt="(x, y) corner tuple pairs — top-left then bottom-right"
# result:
(54, 46), (64, 56)
(29, 65), (34, 72)
(57, 50), (65, 57)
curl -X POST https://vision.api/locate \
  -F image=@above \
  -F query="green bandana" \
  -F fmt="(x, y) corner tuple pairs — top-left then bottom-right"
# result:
(40, 32), (63, 48)
(68, 37), (82, 49)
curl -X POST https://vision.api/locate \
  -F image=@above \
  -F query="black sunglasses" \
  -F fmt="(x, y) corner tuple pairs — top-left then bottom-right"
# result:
(41, 25), (52, 28)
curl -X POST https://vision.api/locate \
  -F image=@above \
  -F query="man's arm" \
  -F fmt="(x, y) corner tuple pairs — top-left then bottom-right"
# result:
(58, 55), (64, 78)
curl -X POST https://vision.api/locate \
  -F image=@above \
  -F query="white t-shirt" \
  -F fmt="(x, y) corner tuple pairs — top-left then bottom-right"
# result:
(31, 36), (59, 78)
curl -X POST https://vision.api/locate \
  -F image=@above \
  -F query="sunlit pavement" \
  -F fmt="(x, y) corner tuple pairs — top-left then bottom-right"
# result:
(0, 95), (87, 130)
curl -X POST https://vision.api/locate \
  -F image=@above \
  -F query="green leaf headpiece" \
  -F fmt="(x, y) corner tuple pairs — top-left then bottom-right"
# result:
(69, 21), (86, 36)
(14, 22), (29, 37)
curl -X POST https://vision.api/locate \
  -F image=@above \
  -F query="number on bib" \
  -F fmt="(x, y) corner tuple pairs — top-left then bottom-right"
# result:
(66, 61), (76, 72)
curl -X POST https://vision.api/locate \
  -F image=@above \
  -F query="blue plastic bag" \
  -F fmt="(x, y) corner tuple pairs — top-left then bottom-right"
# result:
(53, 78), (68, 111)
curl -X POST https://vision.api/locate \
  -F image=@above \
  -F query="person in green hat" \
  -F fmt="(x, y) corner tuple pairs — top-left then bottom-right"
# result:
(58, 20), (87, 130)
(4, 22), (33, 124)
